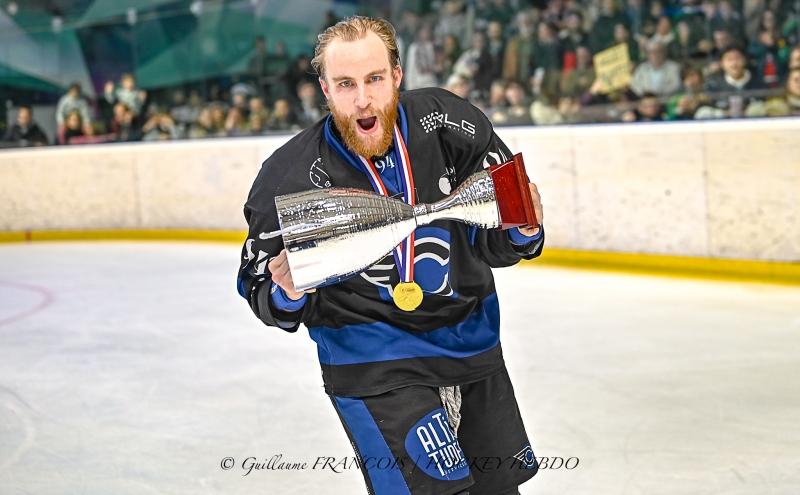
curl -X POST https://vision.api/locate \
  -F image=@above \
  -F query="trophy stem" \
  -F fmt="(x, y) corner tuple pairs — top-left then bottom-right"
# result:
(414, 170), (501, 229)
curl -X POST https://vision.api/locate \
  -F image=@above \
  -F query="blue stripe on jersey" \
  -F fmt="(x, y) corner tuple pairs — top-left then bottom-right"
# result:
(333, 397), (412, 495)
(467, 226), (478, 246)
(308, 293), (500, 366)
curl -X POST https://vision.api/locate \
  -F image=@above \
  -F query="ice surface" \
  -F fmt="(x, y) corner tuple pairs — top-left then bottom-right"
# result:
(0, 242), (799, 495)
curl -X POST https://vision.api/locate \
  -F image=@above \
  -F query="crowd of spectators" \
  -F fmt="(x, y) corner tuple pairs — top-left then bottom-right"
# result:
(3, 0), (800, 148)
(2, 69), (328, 147)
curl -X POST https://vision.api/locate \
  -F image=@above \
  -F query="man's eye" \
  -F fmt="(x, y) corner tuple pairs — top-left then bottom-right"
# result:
(340, 81), (351, 88)
(370, 76), (381, 82)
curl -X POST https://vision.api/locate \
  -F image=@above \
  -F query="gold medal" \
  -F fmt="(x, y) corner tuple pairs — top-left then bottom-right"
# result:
(393, 281), (423, 311)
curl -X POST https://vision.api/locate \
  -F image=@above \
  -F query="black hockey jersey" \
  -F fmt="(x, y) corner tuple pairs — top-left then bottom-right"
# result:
(237, 87), (543, 397)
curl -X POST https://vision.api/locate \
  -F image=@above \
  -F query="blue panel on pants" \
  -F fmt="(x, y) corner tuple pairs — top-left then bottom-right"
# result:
(333, 396), (412, 495)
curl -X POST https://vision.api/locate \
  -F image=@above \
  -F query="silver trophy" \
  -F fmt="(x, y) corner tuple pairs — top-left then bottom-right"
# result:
(265, 154), (538, 291)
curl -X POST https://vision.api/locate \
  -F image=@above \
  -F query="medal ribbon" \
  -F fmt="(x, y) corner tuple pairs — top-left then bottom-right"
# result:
(354, 124), (415, 284)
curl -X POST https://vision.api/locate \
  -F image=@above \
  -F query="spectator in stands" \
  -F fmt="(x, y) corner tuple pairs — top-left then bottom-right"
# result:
(503, 10), (537, 83)
(681, 65), (703, 95)
(105, 74), (147, 119)
(285, 55), (317, 92)
(748, 10), (785, 87)
(209, 105), (226, 131)
(208, 84), (226, 108)
(56, 83), (93, 138)
(435, 0), (469, 49)
(169, 89), (201, 134)
(710, 0), (747, 46)
(169, 90), (188, 121)
(560, 94), (586, 123)
(266, 98), (299, 131)
(703, 44), (765, 115)
(406, 23), (439, 90)
(590, 0), (631, 54)
(437, 34), (462, 84)
(790, 46), (800, 71)
(639, 0), (664, 41)
(562, 45), (596, 96)
(541, 0), (564, 27)
(249, 96), (270, 122)
(677, 0), (710, 51)
(444, 74), (472, 99)
(533, 22), (564, 96)
(267, 40), (292, 84)
(110, 103), (142, 142)
(188, 108), (223, 139)
(533, 22), (563, 71)
(266, 40), (292, 100)
(224, 107), (248, 137)
(614, 22), (639, 63)
(188, 90), (205, 115)
(58, 110), (87, 145)
(669, 92), (707, 119)
(452, 31), (485, 83)
(674, 20), (707, 65)
(704, 29), (736, 73)
(624, 0), (647, 40)
(484, 79), (509, 121)
(651, 17), (680, 61)
(474, 20), (507, 98)
(230, 85), (252, 120)
(98, 80), (116, 132)
(142, 112), (179, 141)
(560, 10), (588, 59)
(621, 92), (666, 121)
(530, 91), (584, 125)
(479, 0), (514, 30)
(248, 112), (267, 135)
(248, 36), (269, 80)
(497, 81), (534, 125)
(746, 68), (800, 116)
(704, 44), (765, 93)
(3, 106), (48, 146)
(630, 40), (683, 96)
(296, 81), (327, 128)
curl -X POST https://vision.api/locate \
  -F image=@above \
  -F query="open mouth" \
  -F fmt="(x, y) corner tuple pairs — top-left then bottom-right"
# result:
(356, 116), (378, 133)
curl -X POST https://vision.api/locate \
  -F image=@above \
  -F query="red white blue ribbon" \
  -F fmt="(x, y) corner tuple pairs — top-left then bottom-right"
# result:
(354, 123), (415, 283)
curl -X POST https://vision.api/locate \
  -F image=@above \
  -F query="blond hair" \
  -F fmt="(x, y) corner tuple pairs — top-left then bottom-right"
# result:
(311, 16), (400, 80)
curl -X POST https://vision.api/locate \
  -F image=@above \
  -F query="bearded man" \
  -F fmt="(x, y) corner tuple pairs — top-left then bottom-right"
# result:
(238, 16), (545, 495)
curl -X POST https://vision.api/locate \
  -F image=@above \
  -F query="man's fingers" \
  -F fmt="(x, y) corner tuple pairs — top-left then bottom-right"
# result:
(267, 249), (288, 273)
(528, 182), (544, 224)
(267, 249), (313, 299)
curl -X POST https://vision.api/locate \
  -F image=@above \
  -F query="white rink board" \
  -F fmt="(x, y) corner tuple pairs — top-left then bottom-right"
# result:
(1, 118), (799, 261)
(1, 242), (799, 494)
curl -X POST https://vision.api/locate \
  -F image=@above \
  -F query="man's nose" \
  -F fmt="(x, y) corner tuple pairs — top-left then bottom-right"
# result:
(355, 85), (371, 110)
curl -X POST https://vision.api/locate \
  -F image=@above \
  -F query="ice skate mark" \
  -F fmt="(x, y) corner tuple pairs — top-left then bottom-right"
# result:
(0, 387), (37, 472)
(0, 281), (54, 327)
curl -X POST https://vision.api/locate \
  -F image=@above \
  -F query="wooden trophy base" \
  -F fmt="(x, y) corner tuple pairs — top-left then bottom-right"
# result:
(488, 153), (539, 230)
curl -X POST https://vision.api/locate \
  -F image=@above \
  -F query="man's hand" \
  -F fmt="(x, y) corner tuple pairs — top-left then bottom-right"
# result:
(268, 249), (316, 301)
(518, 182), (544, 237)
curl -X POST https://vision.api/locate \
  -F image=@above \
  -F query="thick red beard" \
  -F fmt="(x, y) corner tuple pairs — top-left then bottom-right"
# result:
(329, 87), (399, 158)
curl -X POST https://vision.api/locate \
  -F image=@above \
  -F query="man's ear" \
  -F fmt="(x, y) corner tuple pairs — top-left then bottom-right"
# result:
(393, 65), (403, 89)
(319, 77), (330, 99)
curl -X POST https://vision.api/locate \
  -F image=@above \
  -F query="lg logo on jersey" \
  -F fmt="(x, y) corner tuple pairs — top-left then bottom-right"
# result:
(420, 111), (476, 138)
